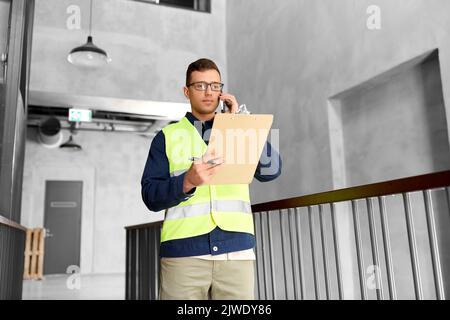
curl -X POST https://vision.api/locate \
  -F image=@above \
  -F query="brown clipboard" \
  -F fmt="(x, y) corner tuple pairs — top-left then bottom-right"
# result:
(205, 113), (274, 185)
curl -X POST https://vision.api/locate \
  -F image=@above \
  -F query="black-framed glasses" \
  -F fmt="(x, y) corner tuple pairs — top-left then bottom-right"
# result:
(187, 81), (224, 92)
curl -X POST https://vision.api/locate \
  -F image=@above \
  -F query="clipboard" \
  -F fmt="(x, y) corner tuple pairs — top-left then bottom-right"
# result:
(205, 113), (274, 185)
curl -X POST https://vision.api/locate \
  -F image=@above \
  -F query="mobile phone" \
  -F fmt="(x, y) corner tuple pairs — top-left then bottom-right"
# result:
(219, 89), (225, 113)
(219, 99), (225, 113)
(219, 89), (232, 113)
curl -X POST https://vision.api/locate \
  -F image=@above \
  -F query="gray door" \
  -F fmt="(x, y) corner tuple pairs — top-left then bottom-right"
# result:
(44, 181), (82, 275)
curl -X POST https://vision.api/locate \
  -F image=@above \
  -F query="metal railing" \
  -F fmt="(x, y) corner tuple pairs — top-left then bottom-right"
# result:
(125, 222), (160, 300)
(125, 170), (450, 300)
(0, 215), (27, 300)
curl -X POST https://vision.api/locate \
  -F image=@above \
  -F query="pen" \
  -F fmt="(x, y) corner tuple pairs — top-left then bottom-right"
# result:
(188, 157), (221, 165)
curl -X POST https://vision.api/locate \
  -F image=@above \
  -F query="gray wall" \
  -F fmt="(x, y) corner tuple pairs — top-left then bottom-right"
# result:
(227, 0), (450, 204)
(339, 53), (450, 187)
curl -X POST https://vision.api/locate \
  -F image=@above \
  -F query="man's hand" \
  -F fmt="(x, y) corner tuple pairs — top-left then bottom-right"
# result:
(183, 152), (224, 193)
(219, 93), (239, 114)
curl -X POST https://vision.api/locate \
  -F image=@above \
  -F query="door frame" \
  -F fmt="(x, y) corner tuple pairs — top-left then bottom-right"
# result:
(0, 0), (35, 222)
(21, 165), (96, 273)
(43, 180), (83, 275)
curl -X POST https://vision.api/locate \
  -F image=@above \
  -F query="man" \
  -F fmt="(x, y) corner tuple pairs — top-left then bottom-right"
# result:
(141, 58), (281, 300)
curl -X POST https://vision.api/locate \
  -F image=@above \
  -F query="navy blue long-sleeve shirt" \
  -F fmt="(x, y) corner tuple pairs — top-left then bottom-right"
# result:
(141, 112), (282, 257)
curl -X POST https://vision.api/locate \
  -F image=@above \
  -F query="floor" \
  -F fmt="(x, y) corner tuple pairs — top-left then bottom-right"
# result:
(22, 273), (125, 300)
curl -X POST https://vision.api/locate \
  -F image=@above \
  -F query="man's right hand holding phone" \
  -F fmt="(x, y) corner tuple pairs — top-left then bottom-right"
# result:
(219, 92), (239, 114)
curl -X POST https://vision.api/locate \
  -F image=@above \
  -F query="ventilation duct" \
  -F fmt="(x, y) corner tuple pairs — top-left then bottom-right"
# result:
(38, 117), (63, 148)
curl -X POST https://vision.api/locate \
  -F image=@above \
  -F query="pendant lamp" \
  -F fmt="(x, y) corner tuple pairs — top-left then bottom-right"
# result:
(67, 0), (111, 67)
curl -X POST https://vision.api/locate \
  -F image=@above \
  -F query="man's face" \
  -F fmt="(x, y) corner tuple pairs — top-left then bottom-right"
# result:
(184, 69), (221, 115)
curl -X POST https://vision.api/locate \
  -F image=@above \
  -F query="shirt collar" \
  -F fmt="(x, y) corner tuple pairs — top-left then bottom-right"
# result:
(185, 112), (215, 127)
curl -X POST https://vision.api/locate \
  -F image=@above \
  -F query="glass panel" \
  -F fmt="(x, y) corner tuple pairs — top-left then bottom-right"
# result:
(0, 0), (11, 211)
(0, 0), (10, 82)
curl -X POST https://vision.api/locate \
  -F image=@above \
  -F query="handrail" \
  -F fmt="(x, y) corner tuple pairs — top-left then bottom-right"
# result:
(126, 170), (450, 300)
(0, 214), (27, 300)
(0, 215), (27, 231)
(251, 170), (450, 212)
(126, 170), (450, 231)
(125, 220), (162, 231)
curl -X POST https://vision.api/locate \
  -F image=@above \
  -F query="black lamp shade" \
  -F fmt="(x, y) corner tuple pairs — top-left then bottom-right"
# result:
(68, 36), (111, 67)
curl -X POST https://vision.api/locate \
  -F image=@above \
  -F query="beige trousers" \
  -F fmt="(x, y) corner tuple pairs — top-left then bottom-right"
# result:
(159, 257), (255, 300)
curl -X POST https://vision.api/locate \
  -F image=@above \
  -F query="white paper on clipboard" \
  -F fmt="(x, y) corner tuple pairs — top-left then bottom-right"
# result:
(205, 113), (274, 185)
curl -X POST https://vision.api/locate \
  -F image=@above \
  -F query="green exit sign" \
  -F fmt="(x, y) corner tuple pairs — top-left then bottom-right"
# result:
(69, 109), (92, 122)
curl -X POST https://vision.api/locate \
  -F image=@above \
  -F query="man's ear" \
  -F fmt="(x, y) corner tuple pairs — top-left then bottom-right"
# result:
(183, 86), (189, 99)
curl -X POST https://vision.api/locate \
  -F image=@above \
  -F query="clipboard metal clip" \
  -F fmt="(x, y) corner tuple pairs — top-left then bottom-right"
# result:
(219, 101), (251, 114)
(237, 104), (251, 114)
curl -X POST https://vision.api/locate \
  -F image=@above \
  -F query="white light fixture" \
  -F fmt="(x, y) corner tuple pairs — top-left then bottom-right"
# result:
(60, 123), (82, 151)
(67, 0), (111, 67)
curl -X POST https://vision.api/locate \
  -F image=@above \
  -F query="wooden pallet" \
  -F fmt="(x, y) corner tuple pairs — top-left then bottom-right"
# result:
(23, 228), (45, 280)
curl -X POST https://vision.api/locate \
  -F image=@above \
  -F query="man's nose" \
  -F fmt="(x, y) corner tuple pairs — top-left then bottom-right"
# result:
(204, 85), (213, 95)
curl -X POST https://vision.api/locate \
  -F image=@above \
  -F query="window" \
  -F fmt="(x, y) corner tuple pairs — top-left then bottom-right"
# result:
(136, 0), (211, 13)
(0, 0), (11, 201)
(1, 0), (11, 82)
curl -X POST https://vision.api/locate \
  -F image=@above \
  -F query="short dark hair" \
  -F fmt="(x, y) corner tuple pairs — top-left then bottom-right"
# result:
(186, 58), (221, 86)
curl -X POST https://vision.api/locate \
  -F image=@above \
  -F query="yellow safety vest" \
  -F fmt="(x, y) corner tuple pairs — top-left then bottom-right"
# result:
(161, 116), (254, 242)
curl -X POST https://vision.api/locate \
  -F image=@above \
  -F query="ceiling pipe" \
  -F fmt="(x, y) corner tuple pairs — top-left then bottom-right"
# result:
(28, 118), (169, 136)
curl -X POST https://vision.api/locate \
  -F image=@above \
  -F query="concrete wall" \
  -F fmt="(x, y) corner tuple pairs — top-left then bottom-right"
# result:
(338, 52), (449, 187)
(227, 0), (450, 203)
(21, 0), (227, 274)
(227, 0), (450, 299)
(31, 0), (227, 102)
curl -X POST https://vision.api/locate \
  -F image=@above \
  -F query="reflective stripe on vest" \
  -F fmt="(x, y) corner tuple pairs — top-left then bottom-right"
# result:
(165, 200), (252, 220)
(171, 169), (188, 178)
(161, 116), (254, 242)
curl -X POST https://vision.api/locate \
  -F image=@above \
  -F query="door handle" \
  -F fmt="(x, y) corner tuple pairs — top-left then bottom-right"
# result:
(45, 228), (54, 238)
